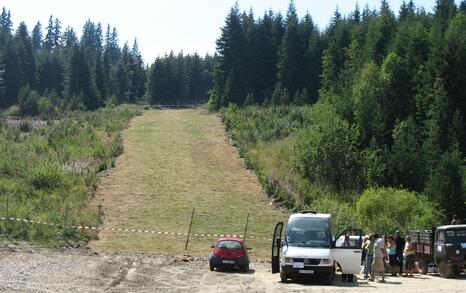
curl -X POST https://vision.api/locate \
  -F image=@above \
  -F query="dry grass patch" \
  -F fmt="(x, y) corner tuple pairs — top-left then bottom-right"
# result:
(90, 109), (287, 259)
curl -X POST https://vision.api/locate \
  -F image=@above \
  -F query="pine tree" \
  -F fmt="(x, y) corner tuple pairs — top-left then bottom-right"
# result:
(130, 39), (146, 102)
(43, 16), (55, 51)
(212, 3), (244, 107)
(0, 7), (12, 31)
(0, 50), (6, 107)
(115, 42), (133, 103)
(15, 22), (37, 88)
(66, 46), (98, 109)
(31, 22), (42, 53)
(277, 1), (306, 94)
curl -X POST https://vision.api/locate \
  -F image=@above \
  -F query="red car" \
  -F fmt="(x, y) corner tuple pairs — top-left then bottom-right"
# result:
(209, 237), (250, 272)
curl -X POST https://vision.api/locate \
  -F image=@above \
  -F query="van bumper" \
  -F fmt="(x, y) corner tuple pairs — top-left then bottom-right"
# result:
(281, 264), (334, 278)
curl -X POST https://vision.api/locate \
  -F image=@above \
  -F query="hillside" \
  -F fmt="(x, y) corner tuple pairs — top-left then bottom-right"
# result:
(90, 109), (287, 258)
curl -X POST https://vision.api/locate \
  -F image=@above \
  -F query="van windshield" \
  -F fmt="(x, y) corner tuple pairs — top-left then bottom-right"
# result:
(286, 217), (331, 248)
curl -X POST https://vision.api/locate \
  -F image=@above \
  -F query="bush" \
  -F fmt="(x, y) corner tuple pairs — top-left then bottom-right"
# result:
(294, 102), (361, 191)
(28, 161), (66, 190)
(18, 86), (40, 116)
(356, 187), (441, 234)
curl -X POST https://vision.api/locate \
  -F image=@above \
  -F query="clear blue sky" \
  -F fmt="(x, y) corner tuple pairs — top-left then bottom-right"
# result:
(2, 0), (442, 63)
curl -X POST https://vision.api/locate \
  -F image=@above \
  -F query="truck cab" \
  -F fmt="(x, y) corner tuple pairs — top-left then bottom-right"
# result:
(434, 225), (466, 277)
(410, 224), (466, 277)
(271, 211), (362, 284)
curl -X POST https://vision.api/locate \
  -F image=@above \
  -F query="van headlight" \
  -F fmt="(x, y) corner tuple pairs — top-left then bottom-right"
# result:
(284, 257), (293, 264)
(320, 259), (330, 265)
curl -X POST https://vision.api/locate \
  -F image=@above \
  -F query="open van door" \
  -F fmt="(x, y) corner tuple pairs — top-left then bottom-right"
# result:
(332, 229), (363, 274)
(271, 222), (284, 274)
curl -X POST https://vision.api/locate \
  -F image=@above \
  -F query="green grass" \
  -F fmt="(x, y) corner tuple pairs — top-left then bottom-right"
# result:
(0, 105), (141, 245)
(90, 109), (288, 259)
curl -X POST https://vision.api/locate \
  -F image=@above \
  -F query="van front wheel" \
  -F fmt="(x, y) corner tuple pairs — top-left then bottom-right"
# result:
(280, 271), (288, 283)
(324, 267), (334, 285)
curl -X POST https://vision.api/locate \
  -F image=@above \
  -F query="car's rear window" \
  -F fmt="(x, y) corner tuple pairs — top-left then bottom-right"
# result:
(217, 240), (243, 249)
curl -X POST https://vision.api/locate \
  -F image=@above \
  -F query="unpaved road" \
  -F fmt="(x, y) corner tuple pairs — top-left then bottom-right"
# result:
(1, 246), (465, 292)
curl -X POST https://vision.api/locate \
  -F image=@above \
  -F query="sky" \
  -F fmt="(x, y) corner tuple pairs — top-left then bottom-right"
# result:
(1, 0), (442, 63)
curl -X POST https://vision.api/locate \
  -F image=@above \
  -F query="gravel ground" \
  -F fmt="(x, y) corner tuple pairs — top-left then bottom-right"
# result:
(1, 245), (465, 293)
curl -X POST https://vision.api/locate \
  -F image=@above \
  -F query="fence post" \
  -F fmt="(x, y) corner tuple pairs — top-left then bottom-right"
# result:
(243, 213), (250, 242)
(63, 202), (68, 243)
(184, 208), (195, 250)
(3, 193), (9, 237)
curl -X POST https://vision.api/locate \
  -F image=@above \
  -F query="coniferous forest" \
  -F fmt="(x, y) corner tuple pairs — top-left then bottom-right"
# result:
(1, 0), (466, 232)
(0, 9), (214, 115)
(213, 0), (466, 228)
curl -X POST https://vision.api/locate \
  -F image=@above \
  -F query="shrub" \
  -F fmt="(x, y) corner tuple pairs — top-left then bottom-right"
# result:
(294, 102), (361, 191)
(28, 161), (66, 190)
(356, 187), (441, 234)
(18, 86), (39, 116)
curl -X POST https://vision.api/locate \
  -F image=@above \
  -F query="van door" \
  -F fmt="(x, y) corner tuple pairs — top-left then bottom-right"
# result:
(332, 229), (363, 274)
(271, 222), (284, 274)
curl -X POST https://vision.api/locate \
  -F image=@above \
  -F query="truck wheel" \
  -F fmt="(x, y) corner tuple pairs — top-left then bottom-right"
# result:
(419, 258), (428, 274)
(438, 262), (452, 278)
(280, 270), (288, 283)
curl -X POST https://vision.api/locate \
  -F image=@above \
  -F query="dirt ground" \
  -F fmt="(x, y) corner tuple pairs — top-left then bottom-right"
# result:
(1, 245), (465, 293)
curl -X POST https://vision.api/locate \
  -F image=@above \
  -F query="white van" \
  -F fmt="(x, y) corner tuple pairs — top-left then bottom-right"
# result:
(271, 211), (362, 284)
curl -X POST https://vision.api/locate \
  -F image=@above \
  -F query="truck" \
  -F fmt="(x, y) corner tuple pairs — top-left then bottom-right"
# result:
(271, 211), (362, 284)
(409, 224), (466, 277)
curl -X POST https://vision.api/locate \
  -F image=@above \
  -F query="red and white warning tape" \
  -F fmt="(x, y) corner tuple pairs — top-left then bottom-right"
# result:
(0, 216), (273, 241)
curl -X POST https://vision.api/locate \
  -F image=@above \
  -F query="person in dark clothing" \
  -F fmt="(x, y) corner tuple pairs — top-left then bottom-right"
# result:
(451, 215), (462, 225)
(394, 230), (405, 275)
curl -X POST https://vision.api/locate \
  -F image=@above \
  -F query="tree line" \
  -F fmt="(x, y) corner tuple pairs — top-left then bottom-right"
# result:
(213, 0), (466, 220)
(0, 8), (214, 115)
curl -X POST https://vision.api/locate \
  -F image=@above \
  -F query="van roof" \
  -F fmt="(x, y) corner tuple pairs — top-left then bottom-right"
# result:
(289, 212), (331, 219)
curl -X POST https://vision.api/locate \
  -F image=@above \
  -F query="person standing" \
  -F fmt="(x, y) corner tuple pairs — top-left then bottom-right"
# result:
(404, 235), (416, 277)
(370, 234), (386, 283)
(394, 230), (405, 275)
(363, 234), (375, 279)
(387, 236), (398, 276)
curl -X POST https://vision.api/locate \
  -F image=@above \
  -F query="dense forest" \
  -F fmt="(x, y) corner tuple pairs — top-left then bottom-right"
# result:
(1, 0), (466, 232)
(214, 0), (466, 229)
(0, 8), (213, 115)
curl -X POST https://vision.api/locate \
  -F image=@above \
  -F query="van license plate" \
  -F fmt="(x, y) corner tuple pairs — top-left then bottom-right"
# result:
(299, 270), (314, 274)
(222, 260), (235, 264)
(293, 263), (304, 269)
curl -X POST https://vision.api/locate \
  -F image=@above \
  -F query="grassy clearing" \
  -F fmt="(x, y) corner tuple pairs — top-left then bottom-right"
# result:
(0, 105), (141, 245)
(90, 109), (287, 259)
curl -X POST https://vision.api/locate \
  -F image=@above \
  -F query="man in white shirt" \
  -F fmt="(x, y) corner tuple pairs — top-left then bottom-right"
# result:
(370, 234), (386, 282)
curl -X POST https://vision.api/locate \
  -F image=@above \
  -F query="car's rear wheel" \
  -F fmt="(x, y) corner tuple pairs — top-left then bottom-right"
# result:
(242, 264), (249, 273)
(209, 262), (215, 271)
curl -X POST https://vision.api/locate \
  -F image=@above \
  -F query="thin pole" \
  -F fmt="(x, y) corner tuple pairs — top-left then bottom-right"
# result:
(4, 193), (9, 237)
(184, 208), (195, 250)
(243, 213), (250, 241)
(63, 202), (68, 243)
